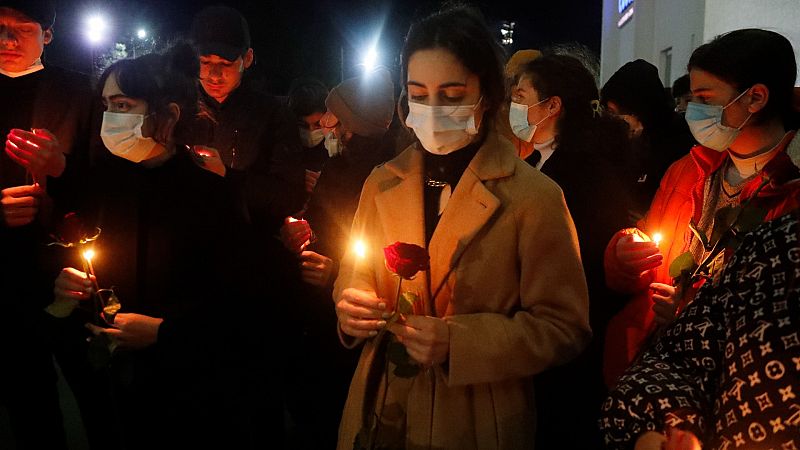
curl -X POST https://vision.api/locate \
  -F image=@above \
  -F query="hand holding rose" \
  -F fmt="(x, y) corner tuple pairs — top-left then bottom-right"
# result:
(388, 315), (450, 367)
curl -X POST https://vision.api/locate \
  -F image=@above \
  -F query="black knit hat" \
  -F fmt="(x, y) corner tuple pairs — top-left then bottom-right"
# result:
(601, 59), (673, 130)
(190, 5), (250, 61)
(3, 0), (56, 29)
(323, 68), (394, 138)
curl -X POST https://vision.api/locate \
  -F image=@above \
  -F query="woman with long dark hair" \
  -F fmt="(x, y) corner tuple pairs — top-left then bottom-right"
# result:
(49, 44), (270, 449)
(509, 53), (633, 449)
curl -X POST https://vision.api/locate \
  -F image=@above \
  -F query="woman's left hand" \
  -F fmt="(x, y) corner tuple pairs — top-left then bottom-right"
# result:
(87, 313), (163, 350)
(651, 282), (678, 326)
(388, 315), (450, 367)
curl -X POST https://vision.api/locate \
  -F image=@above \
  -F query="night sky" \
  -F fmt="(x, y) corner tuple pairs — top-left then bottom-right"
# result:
(48, 0), (601, 93)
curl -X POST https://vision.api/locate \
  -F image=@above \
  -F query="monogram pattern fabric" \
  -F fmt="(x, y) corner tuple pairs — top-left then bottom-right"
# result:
(600, 213), (800, 450)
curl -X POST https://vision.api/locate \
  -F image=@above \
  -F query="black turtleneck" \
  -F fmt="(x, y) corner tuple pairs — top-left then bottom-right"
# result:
(422, 138), (483, 244)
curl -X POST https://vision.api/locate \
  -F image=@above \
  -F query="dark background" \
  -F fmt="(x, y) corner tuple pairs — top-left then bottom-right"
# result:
(47, 0), (602, 93)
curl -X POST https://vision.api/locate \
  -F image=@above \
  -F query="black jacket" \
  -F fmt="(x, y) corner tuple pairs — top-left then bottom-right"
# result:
(533, 144), (634, 450)
(197, 80), (306, 234)
(0, 66), (93, 320)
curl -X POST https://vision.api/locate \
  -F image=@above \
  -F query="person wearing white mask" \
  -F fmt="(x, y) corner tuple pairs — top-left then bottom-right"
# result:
(278, 68), (396, 450)
(51, 44), (275, 449)
(332, 6), (590, 449)
(602, 28), (800, 400)
(506, 54), (633, 450)
(0, 1), (96, 448)
(287, 77), (329, 197)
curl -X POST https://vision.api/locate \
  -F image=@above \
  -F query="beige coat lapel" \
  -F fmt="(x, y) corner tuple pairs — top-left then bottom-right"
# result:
(374, 147), (430, 312)
(429, 133), (514, 316)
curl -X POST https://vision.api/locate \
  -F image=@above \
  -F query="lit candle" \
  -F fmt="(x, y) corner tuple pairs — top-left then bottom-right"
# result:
(82, 248), (101, 293)
(652, 233), (663, 247)
(353, 239), (367, 260)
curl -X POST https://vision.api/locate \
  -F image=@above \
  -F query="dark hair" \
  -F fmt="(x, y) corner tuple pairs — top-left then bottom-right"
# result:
(672, 73), (690, 98)
(521, 54), (630, 162)
(399, 5), (506, 132)
(546, 42), (600, 87)
(688, 28), (797, 127)
(600, 59), (674, 134)
(98, 42), (203, 144)
(288, 78), (329, 119)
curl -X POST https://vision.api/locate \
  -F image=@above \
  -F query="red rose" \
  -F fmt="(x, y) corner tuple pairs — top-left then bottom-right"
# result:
(54, 212), (87, 245)
(383, 242), (430, 279)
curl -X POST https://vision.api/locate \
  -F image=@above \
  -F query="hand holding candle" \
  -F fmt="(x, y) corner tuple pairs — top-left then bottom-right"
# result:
(82, 249), (101, 293)
(48, 267), (95, 318)
(652, 232), (663, 247)
(615, 229), (663, 277)
(279, 216), (314, 254)
(5, 128), (64, 179)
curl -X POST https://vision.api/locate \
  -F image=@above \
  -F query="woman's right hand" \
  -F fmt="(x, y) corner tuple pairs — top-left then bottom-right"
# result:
(335, 288), (388, 338)
(54, 267), (94, 302)
(615, 232), (663, 278)
(47, 268), (94, 318)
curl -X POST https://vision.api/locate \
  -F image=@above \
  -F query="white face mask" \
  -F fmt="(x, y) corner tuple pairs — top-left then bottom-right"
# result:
(324, 131), (343, 157)
(299, 128), (325, 148)
(0, 58), (44, 78)
(509, 98), (550, 143)
(100, 111), (167, 163)
(685, 88), (752, 152)
(405, 98), (482, 155)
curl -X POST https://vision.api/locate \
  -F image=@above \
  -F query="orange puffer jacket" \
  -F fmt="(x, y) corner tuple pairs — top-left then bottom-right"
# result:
(602, 131), (800, 388)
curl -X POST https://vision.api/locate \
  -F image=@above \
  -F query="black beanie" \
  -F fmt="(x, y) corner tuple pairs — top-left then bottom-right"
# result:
(601, 59), (673, 130)
(3, 0), (56, 29)
(324, 68), (395, 138)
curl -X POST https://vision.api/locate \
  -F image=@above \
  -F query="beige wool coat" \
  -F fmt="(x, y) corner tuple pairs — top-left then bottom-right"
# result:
(333, 132), (592, 450)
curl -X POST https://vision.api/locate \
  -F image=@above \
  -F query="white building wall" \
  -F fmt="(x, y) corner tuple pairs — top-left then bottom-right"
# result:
(652, 0), (705, 86)
(600, 0), (704, 86)
(704, 0), (800, 84)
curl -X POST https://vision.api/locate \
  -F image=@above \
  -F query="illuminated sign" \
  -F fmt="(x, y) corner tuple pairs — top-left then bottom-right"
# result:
(617, 5), (635, 28)
(618, 0), (634, 14)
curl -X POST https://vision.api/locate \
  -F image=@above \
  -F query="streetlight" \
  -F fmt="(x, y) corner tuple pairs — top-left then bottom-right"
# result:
(361, 47), (378, 72)
(132, 28), (147, 58)
(85, 15), (108, 45)
(84, 13), (109, 78)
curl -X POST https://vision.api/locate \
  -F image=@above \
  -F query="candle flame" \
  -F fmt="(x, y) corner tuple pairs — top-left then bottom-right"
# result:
(83, 249), (95, 261)
(653, 233), (663, 246)
(353, 239), (367, 260)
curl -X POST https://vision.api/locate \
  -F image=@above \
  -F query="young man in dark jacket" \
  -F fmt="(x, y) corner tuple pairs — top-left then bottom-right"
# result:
(0, 1), (95, 448)
(190, 5), (306, 235)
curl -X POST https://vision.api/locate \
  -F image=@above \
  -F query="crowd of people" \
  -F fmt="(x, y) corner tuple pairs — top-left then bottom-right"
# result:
(1, 1), (798, 449)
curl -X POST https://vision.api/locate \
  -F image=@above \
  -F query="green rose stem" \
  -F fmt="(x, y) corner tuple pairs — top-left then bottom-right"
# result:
(644, 177), (772, 351)
(368, 276), (403, 448)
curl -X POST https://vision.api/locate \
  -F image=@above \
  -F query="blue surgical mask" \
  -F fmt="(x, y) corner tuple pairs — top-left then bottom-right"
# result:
(509, 98), (550, 143)
(685, 88), (752, 152)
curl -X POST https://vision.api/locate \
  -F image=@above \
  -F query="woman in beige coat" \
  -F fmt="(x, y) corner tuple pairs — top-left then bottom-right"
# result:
(333, 6), (591, 449)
